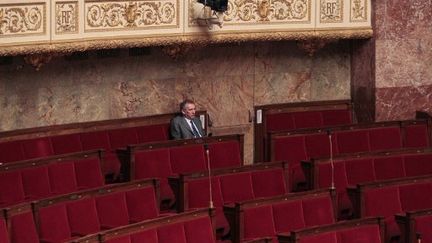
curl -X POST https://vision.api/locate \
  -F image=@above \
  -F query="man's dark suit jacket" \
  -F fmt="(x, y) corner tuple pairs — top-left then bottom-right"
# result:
(170, 116), (205, 139)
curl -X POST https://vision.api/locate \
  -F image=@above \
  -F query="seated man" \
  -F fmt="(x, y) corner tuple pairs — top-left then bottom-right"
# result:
(170, 99), (205, 139)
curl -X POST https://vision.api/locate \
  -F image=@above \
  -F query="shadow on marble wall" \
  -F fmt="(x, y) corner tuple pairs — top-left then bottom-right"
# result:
(0, 41), (351, 162)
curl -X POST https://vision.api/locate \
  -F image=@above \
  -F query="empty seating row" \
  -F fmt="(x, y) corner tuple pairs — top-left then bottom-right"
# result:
(0, 111), (208, 178)
(68, 209), (216, 243)
(348, 175), (432, 242)
(396, 208), (432, 243)
(223, 189), (336, 243)
(304, 148), (432, 219)
(169, 161), (289, 236)
(277, 217), (384, 243)
(121, 134), (244, 207)
(254, 100), (354, 162)
(271, 119), (431, 190)
(2, 179), (158, 243)
(0, 150), (104, 207)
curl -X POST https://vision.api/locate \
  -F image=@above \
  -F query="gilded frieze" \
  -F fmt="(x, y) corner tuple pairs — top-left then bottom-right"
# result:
(55, 2), (78, 34)
(350, 0), (367, 22)
(320, 0), (343, 23)
(0, 3), (45, 37)
(189, 0), (311, 26)
(84, 0), (179, 32)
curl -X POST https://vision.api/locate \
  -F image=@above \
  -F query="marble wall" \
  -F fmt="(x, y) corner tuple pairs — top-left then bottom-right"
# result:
(375, 0), (432, 121)
(0, 41), (351, 163)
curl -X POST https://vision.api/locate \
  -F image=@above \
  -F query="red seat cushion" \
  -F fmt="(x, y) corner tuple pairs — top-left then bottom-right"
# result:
(136, 124), (168, 143)
(9, 212), (39, 243)
(208, 141), (242, 169)
(266, 113), (295, 132)
(302, 196), (335, 227)
(0, 171), (25, 206)
(0, 140), (25, 163)
(74, 157), (104, 189)
(415, 215), (432, 243)
(404, 124), (429, 148)
(96, 192), (130, 229)
(184, 216), (216, 243)
(363, 186), (402, 217)
(336, 130), (370, 154)
(369, 127), (402, 151)
(272, 200), (305, 233)
(299, 232), (337, 243)
(0, 217), (9, 243)
(322, 110), (352, 126)
(37, 204), (72, 242)
(374, 157), (405, 180)
(243, 206), (275, 240)
(399, 183), (432, 211)
(187, 178), (223, 209)
(21, 138), (54, 159)
(48, 162), (78, 194)
(404, 154), (432, 177)
(345, 158), (375, 185)
(51, 134), (83, 154)
(251, 169), (287, 198)
(109, 128), (139, 150)
(337, 225), (382, 243)
(157, 222), (187, 243)
(80, 131), (111, 151)
(125, 187), (158, 222)
(130, 229), (158, 243)
(66, 198), (101, 236)
(293, 112), (323, 129)
(219, 173), (254, 204)
(21, 167), (52, 200)
(169, 145), (206, 174)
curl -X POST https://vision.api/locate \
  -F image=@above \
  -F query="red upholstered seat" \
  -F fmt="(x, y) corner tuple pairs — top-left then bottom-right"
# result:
(336, 130), (370, 154)
(304, 134), (334, 158)
(374, 157), (405, 180)
(21, 167), (52, 200)
(266, 113), (295, 131)
(51, 134), (83, 154)
(0, 216), (9, 243)
(187, 178), (223, 209)
(21, 137), (54, 160)
(125, 187), (159, 223)
(219, 172), (254, 204)
(368, 127), (402, 151)
(0, 171), (25, 206)
(0, 140), (25, 163)
(109, 128), (139, 150)
(272, 200), (305, 233)
(136, 124), (168, 143)
(96, 192), (130, 229)
(157, 222), (187, 243)
(184, 216), (216, 243)
(133, 149), (174, 203)
(337, 225), (382, 243)
(399, 183), (432, 211)
(415, 215), (432, 243)
(363, 186), (402, 218)
(243, 205), (276, 240)
(404, 124), (429, 148)
(208, 141), (242, 169)
(66, 198), (101, 236)
(80, 131), (111, 151)
(404, 154), (432, 176)
(48, 162), (78, 194)
(169, 145), (206, 174)
(322, 110), (352, 126)
(293, 112), (323, 129)
(74, 157), (104, 189)
(251, 169), (287, 198)
(345, 158), (375, 185)
(37, 203), (72, 242)
(9, 211), (39, 243)
(302, 196), (335, 227)
(130, 229), (158, 243)
(299, 232), (337, 243)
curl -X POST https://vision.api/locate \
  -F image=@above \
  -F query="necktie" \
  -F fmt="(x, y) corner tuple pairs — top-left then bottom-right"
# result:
(190, 120), (201, 138)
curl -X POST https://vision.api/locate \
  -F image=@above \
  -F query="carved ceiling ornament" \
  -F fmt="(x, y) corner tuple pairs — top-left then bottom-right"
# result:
(55, 2), (78, 34)
(351, 0), (367, 22)
(85, 0), (177, 31)
(23, 53), (61, 71)
(297, 38), (333, 56)
(0, 4), (44, 36)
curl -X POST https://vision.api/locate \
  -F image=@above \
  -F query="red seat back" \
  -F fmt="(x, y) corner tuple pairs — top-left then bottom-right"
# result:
(169, 145), (206, 174)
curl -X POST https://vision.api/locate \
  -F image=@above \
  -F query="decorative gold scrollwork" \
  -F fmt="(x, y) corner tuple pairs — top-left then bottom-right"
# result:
(0, 6), (43, 35)
(86, 1), (176, 30)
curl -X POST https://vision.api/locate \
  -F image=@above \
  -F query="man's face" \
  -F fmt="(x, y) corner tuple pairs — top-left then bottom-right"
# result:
(182, 103), (196, 119)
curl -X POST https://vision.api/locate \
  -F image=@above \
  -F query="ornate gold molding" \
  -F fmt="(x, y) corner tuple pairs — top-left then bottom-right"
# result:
(0, 28), (373, 56)
(0, 3), (46, 37)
